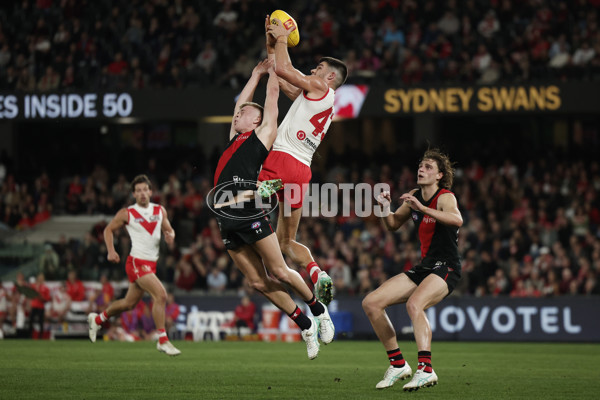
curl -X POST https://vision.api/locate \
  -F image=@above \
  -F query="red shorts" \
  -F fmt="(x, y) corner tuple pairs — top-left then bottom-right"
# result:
(126, 256), (157, 283)
(259, 151), (312, 209)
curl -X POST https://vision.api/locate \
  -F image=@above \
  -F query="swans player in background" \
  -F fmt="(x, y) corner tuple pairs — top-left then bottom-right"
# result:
(262, 17), (348, 305)
(87, 174), (181, 356)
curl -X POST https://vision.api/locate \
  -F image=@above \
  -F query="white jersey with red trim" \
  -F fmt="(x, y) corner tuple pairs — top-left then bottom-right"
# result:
(272, 88), (335, 166)
(125, 202), (163, 261)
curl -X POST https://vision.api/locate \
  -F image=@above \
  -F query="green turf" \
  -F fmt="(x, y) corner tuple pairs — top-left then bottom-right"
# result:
(0, 340), (598, 399)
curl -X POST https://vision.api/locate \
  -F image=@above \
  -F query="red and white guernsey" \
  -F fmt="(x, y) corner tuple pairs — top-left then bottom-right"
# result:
(126, 202), (163, 261)
(272, 88), (335, 166)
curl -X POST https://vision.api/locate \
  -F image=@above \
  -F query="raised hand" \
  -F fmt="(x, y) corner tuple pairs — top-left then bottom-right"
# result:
(253, 59), (274, 75)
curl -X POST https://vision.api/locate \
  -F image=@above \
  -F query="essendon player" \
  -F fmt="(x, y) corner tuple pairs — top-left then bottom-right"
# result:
(263, 17), (348, 306)
(211, 59), (333, 360)
(87, 174), (181, 356)
(363, 149), (463, 391)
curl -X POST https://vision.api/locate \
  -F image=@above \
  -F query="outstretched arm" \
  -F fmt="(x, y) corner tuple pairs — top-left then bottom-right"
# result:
(229, 59), (272, 140)
(268, 19), (328, 99)
(256, 67), (280, 149)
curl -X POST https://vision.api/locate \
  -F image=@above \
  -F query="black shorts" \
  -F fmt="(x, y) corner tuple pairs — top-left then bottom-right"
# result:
(216, 210), (274, 250)
(404, 263), (461, 294)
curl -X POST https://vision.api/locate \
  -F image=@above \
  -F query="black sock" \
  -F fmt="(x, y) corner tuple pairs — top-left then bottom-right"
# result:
(288, 306), (312, 331)
(387, 348), (405, 368)
(305, 295), (325, 316)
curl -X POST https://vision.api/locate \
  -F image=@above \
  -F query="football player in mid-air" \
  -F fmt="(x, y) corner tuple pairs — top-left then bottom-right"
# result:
(263, 16), (348, 306)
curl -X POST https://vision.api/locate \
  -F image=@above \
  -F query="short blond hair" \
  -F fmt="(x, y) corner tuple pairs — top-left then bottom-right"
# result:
(240, 102), (264, 124)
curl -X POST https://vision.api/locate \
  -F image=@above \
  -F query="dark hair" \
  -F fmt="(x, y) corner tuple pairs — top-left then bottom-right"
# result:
(421, 148), (455, 189)
(240, 102), (264, 124)
(320, 57), (348, 89)
(131, 174), (152, 192)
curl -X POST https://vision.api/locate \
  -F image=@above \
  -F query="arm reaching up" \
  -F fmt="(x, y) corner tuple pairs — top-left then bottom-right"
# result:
(256, 67), (280, 149)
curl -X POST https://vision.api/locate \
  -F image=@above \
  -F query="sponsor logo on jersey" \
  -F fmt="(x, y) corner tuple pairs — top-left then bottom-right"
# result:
(134, 218), (145, 223)
(296, 130), (306, 140)
(301, 137), (319, 151)
(148, 215), (159, 222)
(423, 215), (436, 224)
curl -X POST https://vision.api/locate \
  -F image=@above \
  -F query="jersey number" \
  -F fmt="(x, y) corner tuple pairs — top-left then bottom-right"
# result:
(309, 107), (333, 140)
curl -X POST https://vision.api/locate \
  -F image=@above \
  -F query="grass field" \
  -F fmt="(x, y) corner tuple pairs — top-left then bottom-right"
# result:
(0, 340), (598, 399)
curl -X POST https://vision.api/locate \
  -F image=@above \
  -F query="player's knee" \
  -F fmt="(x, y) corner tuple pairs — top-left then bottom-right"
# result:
(153, 290), (167, 306)
(248, 278), (268, 293)
(405, 298), (422, 319)
(270, 266), (291, 284)
(278, 237), (292, 255)
(362, 294), (379, 316)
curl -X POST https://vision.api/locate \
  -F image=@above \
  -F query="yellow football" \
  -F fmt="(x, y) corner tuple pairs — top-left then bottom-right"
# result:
(270, 10), (300, 47)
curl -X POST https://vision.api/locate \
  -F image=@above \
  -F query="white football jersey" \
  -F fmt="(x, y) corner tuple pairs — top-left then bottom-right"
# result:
(272, 88), (335, 166)
(125, 202), (163, 261)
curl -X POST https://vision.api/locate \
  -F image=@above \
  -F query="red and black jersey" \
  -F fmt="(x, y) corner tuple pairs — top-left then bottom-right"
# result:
(411, 188), (461, 269)
(213, 130), (269, 192)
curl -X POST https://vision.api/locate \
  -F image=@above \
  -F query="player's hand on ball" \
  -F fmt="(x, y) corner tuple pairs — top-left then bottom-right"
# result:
(265, 16), (276, 47)
(267, 19), (291, 41)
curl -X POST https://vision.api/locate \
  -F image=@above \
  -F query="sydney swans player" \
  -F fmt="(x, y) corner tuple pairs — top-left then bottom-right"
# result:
(88, 175), (181, 356)
(263, 16), (348, 305)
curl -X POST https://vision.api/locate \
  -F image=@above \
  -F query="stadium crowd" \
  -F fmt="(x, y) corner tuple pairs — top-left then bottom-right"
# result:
(1, 147), (599, 299)
(1, 0), (600, 91)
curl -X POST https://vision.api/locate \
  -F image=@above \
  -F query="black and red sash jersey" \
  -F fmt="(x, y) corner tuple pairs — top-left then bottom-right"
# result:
(213, 130), (269, 194)
(411, 188), (461, 269)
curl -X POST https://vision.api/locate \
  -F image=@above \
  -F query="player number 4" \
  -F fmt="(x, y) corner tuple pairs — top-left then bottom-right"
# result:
(309, 107), (333, 140)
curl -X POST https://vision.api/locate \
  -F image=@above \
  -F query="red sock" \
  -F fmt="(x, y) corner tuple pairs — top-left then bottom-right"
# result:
(157, 328), (169, 344)
(95, 311), (108, 326)
(387, 348), (405, 368)
(307, 262), (321, 285)
(418, 351), (433, 373)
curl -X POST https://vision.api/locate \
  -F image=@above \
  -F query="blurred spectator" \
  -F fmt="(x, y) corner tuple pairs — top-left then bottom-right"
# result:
(39, 244), (60, 280)
(207, 262), (228, 294)
(29, 273), (50, 339)
(231, 295), (256, 334)
(89, 274), (114, 313)
(49, 282), (72, 325)
(65, 270), (85, 301)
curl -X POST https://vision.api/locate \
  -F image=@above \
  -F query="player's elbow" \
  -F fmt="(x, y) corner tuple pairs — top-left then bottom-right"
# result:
(273, 61), (292, 78)
(453, 215), (464, 228)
